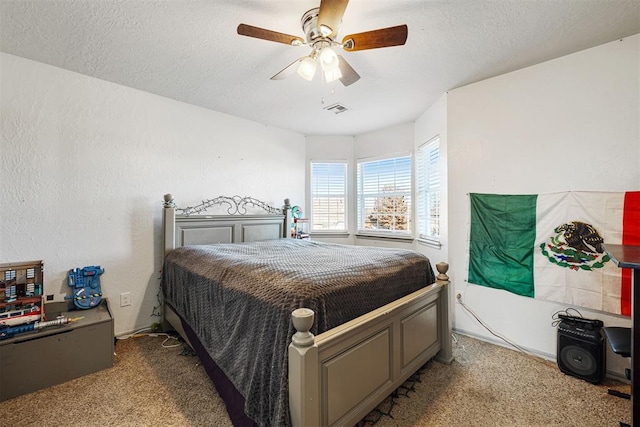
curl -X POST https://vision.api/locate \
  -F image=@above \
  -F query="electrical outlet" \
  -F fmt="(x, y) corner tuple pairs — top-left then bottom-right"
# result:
(120, 292), (132, 307)
(455, 291), (463, 303)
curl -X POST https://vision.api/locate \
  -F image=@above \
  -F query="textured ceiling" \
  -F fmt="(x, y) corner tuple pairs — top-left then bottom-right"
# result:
(1, 0), (639, 136)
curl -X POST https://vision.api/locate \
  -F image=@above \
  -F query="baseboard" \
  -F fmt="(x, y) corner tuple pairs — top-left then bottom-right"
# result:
(452, 327), (556, 361)
(605, 370), (631, 383)
(452, 327), (630, 383)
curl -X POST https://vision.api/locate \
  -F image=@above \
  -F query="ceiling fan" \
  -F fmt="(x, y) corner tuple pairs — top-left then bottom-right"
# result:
(237, 0), (408, 87)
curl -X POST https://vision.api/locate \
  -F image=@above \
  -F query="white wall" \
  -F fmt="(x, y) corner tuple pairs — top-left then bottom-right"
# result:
(447, 35), (639, 374)
(353, 122), (414, 160)
(352, 122), (416, 250)
(414, 93), (448, 265)
(0, 53), (305, 336)
(305, 135), (354, 244)
(305, 123), (418, 249)
(309, 112), (451, 265)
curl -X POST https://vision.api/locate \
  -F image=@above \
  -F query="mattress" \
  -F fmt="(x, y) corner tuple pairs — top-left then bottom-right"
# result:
(161, 239), (434, 426)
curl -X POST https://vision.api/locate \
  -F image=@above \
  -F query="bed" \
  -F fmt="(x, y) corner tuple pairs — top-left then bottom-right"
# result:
(161, 194), (452, 427)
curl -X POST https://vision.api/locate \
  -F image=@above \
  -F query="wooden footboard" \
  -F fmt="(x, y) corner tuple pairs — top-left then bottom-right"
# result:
(163, 263), (452, 427)
(289, 263), (452, 427)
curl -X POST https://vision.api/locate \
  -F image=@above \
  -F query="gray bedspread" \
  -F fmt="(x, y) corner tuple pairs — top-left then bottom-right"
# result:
(161, 239), (434, 427)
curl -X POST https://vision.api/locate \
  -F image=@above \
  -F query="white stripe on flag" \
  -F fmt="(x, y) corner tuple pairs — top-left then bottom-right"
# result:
(533, 191), (624, 314)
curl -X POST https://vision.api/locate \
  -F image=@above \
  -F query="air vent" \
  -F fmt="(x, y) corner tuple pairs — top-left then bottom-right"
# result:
(323, 103), (350, 114)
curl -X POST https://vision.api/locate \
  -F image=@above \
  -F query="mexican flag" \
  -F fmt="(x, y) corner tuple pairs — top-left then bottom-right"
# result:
(468, 191), (640, 316)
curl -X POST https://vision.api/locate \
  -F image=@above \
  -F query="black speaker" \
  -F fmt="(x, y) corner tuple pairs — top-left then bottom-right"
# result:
(557, 317), (605, 384)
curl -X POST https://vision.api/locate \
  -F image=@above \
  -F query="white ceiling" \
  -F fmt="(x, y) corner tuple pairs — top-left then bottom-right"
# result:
(1, 1), (638, 136)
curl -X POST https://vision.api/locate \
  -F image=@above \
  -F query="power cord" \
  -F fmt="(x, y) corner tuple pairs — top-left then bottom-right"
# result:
(550, 307), (584, 327)
(116, 327), (182, 348)
(457, 294), (538, 358)
(451, 332), (470, 365)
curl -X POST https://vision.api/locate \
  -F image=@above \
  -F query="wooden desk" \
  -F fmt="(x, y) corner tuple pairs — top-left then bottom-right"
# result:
(605, 244), (640, 427)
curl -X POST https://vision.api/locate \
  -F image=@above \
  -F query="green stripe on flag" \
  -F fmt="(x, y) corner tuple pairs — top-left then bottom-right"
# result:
(468, 193), (538, 297)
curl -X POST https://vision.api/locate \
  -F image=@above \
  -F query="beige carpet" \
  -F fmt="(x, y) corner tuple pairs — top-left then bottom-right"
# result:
(0, 333), (630, 426)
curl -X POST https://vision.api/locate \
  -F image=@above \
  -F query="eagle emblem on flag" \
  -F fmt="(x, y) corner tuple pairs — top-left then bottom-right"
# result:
(540, 221), (609, 271)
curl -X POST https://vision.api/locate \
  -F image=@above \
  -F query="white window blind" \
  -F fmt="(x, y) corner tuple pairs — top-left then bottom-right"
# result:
(356, 155), (412, 235)
(417, 137), (440, 241)
(310, 162), (347, 232)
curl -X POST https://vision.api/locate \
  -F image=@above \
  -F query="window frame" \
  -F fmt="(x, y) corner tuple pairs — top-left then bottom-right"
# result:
(356, 153), (413, 239)
(416, 136), (441, 246)
(309, 161), (348, 234)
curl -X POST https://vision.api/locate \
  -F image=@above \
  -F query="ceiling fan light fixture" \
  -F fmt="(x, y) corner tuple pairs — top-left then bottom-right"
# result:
(323, 66), (342, 83)
(297, 56), (317, 81)
(319, 24), (333, 37)
(318, 47), (341, 82)
(318, 47), (339, 70)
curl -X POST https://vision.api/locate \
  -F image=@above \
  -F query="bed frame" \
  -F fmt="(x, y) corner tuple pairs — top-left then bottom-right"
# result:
(161, 194), (453, 427)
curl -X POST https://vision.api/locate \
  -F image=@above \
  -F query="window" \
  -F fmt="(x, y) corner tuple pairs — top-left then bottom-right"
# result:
(356, 155), (412, 236)
(417, 137), (440, 242)
(310, 162), (347, 232)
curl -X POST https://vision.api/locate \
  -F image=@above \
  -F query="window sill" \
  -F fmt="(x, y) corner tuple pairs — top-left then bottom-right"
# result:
(417, 237), (442, 249)
(310, 231), (350, 238)
(355, 233), (414, 242)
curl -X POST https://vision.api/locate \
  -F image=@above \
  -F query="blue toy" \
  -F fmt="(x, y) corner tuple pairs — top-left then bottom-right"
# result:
(66, 266), (104, 309)
(0, 316), (70, 340)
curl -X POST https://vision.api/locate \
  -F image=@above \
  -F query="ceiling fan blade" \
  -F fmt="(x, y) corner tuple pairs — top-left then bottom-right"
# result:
(341, 24), (408, 52)
(271, 57), (305, 80)
(237, 23), (305, 46)
(318, 0), (349, 38)
(337, 55), (360, 86)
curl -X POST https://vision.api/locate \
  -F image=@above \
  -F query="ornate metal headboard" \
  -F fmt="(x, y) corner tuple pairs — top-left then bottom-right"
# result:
(163, 194), (290, 216)
(162, 194), (292, 255)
